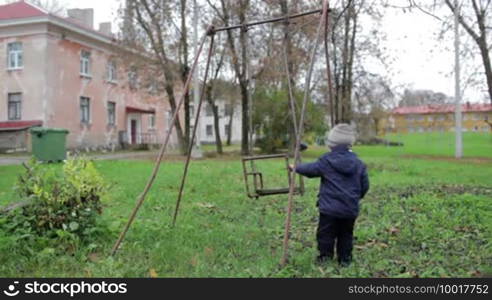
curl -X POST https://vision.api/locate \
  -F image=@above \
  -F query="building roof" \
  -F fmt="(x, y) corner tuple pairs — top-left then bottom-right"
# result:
(392, 103), (492, 115)
(0, 120), (43, 131)
(0, 1), (115, 43)
(0, 1), (47, 20)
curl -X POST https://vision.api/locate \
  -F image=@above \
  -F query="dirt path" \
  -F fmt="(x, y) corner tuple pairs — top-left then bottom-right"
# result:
(0, 151), (161, 166)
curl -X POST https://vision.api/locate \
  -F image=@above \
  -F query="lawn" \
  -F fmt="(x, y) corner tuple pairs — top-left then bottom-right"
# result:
(0, 133), (491, 277)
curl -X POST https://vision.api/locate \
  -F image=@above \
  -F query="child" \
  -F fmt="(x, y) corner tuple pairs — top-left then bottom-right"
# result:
(292, 124), (369, 266)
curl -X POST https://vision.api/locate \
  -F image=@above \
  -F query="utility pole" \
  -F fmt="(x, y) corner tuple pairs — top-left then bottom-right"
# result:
(191, 0), (203, 158)
(454, 0), (463, 158)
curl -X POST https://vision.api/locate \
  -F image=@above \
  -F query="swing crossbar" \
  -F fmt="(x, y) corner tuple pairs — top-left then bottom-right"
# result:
(210, 9), (325, 34)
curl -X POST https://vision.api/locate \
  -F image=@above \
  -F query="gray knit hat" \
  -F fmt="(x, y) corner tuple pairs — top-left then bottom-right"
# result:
(326, 123), (355, 147)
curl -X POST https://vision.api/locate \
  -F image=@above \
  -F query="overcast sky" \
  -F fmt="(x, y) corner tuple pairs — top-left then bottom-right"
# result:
(1, 0), (486, 103)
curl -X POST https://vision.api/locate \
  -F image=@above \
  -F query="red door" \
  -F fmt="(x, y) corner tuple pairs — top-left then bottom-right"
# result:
(131, 120), (137, 144)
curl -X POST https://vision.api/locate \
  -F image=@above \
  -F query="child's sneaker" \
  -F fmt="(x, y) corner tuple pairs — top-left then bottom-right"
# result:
(339, 259), (352, 267)
(315, 255), (332, 264)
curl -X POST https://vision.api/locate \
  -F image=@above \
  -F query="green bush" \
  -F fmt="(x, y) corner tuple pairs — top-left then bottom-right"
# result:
(2, 157), (108, 245)
(252, 87), (328, 153)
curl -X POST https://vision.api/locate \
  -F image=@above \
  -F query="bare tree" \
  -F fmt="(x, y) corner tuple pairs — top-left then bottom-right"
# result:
(124, 0), (191, 153)
(206, 0), (252, 155)
(444, 0), (492, 104)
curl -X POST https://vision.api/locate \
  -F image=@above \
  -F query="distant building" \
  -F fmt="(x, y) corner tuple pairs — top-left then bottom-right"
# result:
(193, 99), (242, 145)
(382, 103), (492, 134)
(0, 1), (178, 152)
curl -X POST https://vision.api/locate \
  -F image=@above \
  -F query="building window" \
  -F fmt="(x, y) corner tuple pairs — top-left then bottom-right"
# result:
(225, 124), (230, 136)
(437, 115), (445, 121)
(107, 60), (117, 82)
(128, 67), (138, 90)
(206, 125), (213, 137)
(8, 93), (22, 120)
(206, 104), (214, 117)
(224, 104), (233, 117)
(147, 79), (158, 95)
(149, 115), (155, 129)
(80, 50), (91, 76)
(427, 115), (434, 122)
(405, 115), (414, 122)
(107, 101), (116, 126)
(472, 113), (481, 121)
(80, 96), (90, 124)
(7, 42), (23, 69)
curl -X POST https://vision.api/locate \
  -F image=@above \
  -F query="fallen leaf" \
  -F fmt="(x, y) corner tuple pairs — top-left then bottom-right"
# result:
(204, 247), (214, 257)
(84, 268), (92, 277)
(196, 202), (216, 209)
(149, 268), (158, 278)
(88, 253), (100, 263)
(190, 255), (198, 267)
(388, 227), (400, 235)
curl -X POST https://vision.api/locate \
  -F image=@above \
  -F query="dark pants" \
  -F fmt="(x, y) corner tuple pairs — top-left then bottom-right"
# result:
(317, 213), (356, 263)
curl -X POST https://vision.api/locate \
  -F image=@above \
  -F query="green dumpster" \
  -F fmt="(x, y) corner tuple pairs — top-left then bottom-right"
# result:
(30, 128), (69, 162)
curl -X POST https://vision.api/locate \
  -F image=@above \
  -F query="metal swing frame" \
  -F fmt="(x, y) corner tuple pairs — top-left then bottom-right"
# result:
(111, 1), (333, 268)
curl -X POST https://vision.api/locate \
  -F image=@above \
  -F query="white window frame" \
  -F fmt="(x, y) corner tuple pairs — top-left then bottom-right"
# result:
(80, 96), (91, 124)
(107, 101), (116, 126)
(128, 67), (138, 90)
(7, 42), (23, 70)
(149, 115), (156, 129)
(80, 50), (91, 77)
(8, 93), (22, 120)
(107, 60), (117, 83)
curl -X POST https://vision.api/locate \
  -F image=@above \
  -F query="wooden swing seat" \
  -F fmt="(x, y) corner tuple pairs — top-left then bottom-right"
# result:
(241, 154), (304, 199)
(256, 187), (302, 196)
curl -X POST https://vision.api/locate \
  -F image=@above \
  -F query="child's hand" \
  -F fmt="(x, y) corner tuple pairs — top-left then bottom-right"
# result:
(288, 164), (295, 171)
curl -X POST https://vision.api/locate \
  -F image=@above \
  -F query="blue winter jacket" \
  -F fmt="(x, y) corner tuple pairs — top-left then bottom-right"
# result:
(295, 145), (369, 219)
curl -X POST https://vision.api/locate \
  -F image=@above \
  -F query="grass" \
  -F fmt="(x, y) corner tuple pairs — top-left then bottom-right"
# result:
(0, 133), (491, 277)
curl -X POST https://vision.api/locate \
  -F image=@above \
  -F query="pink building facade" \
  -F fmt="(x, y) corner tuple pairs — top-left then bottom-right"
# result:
(0, 1), (177, 151)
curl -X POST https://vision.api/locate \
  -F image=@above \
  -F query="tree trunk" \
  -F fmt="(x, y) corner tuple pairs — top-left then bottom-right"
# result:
(220, 0), (250, 155)
(478, 39), (492, 104)
(205, 83), (223, 154)
(164, 83), (186, 151)
(445, 0), (492, 104)
(180, 0), (191, 152)
(227, 106), (234, 146)
(132, 0), (186, 152)
(240, 82), (249, 154)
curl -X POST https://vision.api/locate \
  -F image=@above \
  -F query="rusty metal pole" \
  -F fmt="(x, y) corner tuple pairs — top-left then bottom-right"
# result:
(282, 15), (305, 196)
(111, 30), (210, 256)
(172, 33), (216, 227)
(280, 0), (328, 267)
(324, 1), (335, 128)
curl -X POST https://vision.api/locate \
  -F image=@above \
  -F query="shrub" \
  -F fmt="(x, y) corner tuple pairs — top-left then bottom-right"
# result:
(2, 157), (108, 245)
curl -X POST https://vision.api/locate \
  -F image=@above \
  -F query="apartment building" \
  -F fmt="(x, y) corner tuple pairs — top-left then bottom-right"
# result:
(383, 103), (492, 134)
(0, 1), (177, 152)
